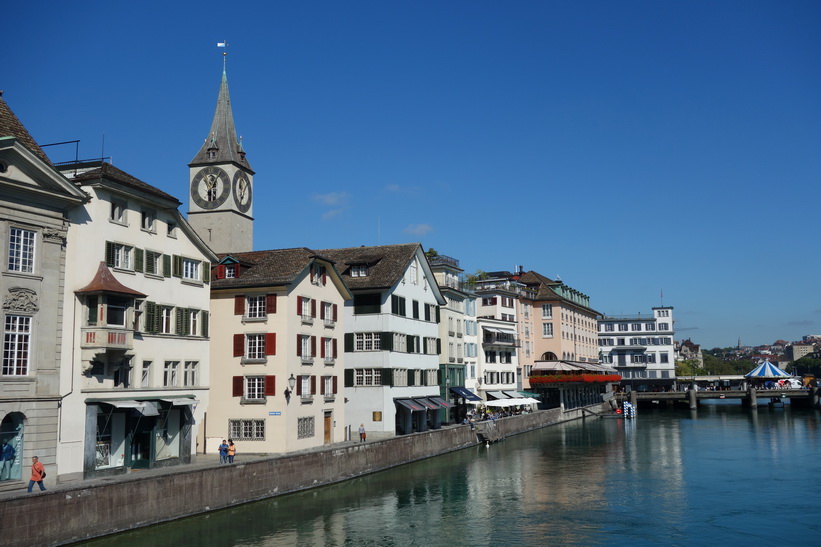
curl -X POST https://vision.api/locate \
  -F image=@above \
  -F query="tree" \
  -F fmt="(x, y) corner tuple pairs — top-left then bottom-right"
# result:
(465, 269), (488, 285)
(792, 356), (821, 377)
(676, 359), (699, 376)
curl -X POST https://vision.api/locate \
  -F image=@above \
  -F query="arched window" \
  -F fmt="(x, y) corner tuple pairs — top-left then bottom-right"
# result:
(541, 352), (558, 361)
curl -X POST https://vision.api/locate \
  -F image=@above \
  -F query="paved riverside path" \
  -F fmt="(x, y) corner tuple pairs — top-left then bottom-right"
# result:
(0, 427), (459, 500)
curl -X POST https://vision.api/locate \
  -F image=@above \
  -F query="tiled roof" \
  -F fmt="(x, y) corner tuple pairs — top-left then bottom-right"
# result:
(518, 270), (559, 300)
(0, 94), (52, 165)
(75, 262), (147, 297)
(69, 162), (180, 204)
(212, 247), (334, 288)
(316, 243), (421, 291)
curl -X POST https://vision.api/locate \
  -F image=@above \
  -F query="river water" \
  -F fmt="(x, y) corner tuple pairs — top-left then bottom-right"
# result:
(86, 402), (821, 546)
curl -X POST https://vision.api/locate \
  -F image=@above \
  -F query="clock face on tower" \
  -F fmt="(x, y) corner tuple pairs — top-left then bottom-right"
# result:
(233, 171), (252, 213)
(191, 166), (231, 209)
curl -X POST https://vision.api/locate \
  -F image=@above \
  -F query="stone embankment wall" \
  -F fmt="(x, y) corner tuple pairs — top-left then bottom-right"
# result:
(0, 405), (592, 546)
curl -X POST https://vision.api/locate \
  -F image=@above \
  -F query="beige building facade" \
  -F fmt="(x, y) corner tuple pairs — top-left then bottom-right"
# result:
(0, 96), (88, 490)
(207, 249), (351, 453)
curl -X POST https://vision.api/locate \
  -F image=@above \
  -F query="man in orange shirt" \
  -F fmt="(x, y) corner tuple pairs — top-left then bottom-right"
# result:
(27, 456), (46, 493)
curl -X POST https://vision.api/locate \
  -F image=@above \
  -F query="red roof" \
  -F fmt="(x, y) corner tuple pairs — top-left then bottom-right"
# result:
(75, 262), (146, 297)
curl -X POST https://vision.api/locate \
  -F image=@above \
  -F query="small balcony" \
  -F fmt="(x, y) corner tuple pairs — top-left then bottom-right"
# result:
(81, 328), (134, 351)
(482, 333), (520, 348)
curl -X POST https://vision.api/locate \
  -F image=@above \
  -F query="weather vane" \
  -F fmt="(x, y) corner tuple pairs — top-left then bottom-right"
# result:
(217, 40), (228, 70)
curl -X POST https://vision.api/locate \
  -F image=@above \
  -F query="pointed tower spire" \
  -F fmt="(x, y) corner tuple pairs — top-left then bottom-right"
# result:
(190, 64), (252, 170)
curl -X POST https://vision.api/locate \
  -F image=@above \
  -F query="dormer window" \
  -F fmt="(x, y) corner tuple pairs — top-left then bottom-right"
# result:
(141, 209), (156, 232)
(311, 265), (326, 286)
(215, 263), (241, 279)
(350, 264), (368, 277)
(208, 150), (217, 160)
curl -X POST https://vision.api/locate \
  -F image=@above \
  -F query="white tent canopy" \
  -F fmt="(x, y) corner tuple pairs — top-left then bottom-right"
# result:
(745, 360), (791, 379)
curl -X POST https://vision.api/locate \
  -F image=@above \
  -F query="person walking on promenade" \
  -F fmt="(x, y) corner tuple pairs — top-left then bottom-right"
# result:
(218, 439), (229, 464)
(358, 424), (366, 443)
(27, 456), (46, 493)
(227, 439), (236, 463)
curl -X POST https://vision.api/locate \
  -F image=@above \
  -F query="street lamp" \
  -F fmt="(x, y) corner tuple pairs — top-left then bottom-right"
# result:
(284, 374), (296, 404)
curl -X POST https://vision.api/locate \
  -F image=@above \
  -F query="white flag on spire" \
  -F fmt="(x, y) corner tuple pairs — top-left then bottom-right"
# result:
(217, 42), (227, 47)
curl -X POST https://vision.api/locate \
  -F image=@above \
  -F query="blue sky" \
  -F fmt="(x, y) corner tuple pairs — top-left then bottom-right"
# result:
(7, 1), (821, 349)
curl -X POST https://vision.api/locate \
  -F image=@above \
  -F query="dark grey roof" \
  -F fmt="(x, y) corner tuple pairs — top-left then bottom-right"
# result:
(0, 94), (52, 165)
(212, 248), (335, 288)
(189, 69), (252, 171)
(316, 243), (421, 291)
(69, 163), (181, 205)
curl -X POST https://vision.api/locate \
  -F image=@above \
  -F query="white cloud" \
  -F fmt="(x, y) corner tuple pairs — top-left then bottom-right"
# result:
(322, 208), (344, 221)
(404, 223), (433, 236)
(311, 191), (349, 206)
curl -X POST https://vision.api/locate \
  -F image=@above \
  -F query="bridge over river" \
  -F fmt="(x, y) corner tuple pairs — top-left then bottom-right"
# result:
(615, 387), (821, 410)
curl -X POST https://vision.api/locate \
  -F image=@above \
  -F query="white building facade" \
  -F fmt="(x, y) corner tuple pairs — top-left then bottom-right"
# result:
(319, 244), (447, 438)
(598, 306), (676, 391)
(57, 162), (216, 481)
(473, 275), (522, 401)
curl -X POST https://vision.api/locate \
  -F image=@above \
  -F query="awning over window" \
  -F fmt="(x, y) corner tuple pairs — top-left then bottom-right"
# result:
(396, 399), (425, 412)
(449, 387), (482, 401)
(98, 400), (159, 416)
(414, 398), (440, 410)
(430, 396), (453, 408)
(100, 400), (142, 409)
(161, 398), (200, 406)
(503, 391), (524, 398)
(138, 401), (160, 417)
(487, 391), (509, 400)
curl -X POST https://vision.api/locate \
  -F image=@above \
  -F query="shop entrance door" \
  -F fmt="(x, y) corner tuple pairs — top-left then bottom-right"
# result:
(126, 415), (155, 469)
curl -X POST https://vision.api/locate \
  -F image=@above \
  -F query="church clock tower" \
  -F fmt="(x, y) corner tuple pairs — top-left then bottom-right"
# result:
(188, 59), (254, 253)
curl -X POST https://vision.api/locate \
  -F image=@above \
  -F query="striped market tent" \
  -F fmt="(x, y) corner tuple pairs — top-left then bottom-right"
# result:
(744, 360), (791, 379)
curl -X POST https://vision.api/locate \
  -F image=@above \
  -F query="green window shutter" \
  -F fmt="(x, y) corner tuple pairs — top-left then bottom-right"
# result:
(436, 338), (441, 355)
(391, 295), (398, 314)
(173, 255), (182, 277)
(408, 369), (415, 386)
(134, 248), (144, 272)
(344, 333), (354, 353)
(380, 331), (393, 351)
(344, 369), (354, 387)
(145, 302), (156, 334)
(435, 306), (440, 323)
(201, 311), (209, 338)
(382, 368), (394, 387)
(407, 336), (415, 354)
(400, 298), (406, 317)
(145, 252), (156, 274)
(202, 262), (210, 284)
(425, 305), (431, 322)
(175, 307), (184, 335)
(105, 242), (115, 267)
(163, 255), (171, 278)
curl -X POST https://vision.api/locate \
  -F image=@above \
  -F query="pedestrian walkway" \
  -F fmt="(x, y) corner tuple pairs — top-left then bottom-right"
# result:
(0, 433), (398, 500)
